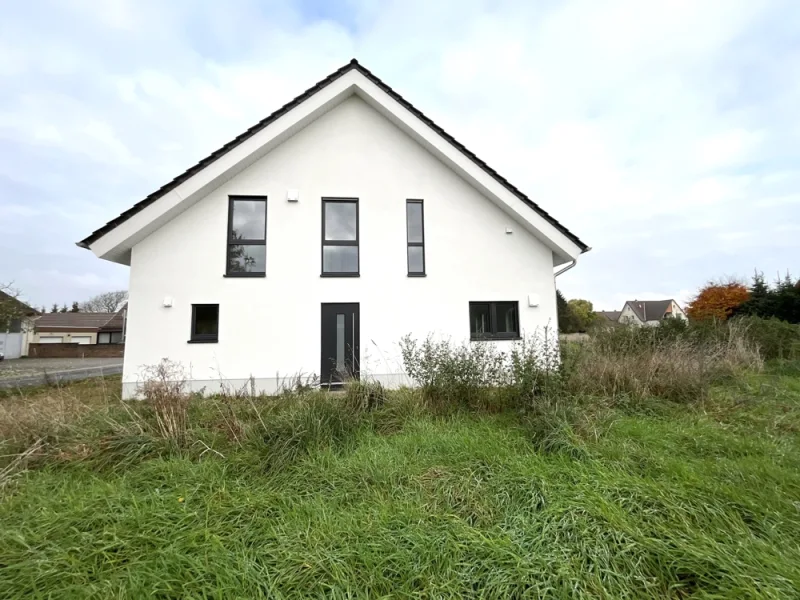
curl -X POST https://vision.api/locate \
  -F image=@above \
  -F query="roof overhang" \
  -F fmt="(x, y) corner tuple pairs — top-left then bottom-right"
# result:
(79, 60), (588, 266)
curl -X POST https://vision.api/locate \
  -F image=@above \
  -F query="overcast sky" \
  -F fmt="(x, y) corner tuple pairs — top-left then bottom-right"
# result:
(1, 0), (799, 311)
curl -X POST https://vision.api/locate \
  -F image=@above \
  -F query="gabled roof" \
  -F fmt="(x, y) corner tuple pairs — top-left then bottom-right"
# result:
(78, 59), (587, 263)
(34, 312), (118, 331)
(596, 310), (621, 322)
(99, 304), (127, 331)
(623, 300), (675, 322)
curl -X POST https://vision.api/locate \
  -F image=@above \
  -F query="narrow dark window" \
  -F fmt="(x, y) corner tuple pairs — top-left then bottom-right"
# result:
(321, 198), (359, 276)
(469, 301), (520, 340)
(406, 199), (425, 276)
(227, 196), (266, 276)
(190, 304), (219, 343)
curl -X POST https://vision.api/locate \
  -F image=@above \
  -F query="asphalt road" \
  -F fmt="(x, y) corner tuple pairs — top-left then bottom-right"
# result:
(0, 357), (123, 389)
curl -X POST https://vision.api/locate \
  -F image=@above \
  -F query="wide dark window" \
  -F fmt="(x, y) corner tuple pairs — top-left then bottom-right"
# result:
(98, 331), (123, 344)
(190, 304), (219, 343)
(227, 196), (266, 276)
(469, 301), (520, 340)
(406, 199), (425, 275)
(322, 198), (359, 276)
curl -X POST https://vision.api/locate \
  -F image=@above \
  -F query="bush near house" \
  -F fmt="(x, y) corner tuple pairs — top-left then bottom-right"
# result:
(1, 324), (799, 597)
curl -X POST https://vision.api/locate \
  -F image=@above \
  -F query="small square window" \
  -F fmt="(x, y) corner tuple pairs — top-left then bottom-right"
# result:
(469, 301), (520, 340)
(191, 304), (219, 343)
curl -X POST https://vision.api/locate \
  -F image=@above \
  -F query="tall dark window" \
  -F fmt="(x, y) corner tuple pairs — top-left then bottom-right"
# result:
(406, 199), (425, 275)
(469, 301), (520, 340)
(321, 198), (359, 276)
(190, 304), (219, 343)
(227, 196), (266, 276)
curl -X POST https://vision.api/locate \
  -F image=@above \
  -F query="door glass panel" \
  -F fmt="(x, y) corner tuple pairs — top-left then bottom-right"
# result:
(336, 314), (345, 373)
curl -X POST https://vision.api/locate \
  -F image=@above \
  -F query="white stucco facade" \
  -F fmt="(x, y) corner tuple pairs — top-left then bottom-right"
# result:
(119, 95), (565, 396)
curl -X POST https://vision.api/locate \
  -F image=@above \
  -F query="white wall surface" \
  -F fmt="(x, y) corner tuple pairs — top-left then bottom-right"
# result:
(671, 301), (688, 320)
(618, 304), (643, 326)
(123, 96), (559, 397)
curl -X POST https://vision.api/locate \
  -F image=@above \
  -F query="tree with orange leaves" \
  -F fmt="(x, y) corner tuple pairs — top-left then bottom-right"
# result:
(686, 280), (749, 321)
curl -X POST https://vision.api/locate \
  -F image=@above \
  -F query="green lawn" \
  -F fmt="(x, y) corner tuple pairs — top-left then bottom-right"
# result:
(1, 369), (800, 598)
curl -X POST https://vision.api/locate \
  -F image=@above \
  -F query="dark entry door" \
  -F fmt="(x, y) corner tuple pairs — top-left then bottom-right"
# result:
(321, 303), (360, 385)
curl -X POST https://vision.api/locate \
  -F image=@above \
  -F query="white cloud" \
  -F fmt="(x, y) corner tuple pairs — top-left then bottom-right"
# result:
(0, 0), (798, 310)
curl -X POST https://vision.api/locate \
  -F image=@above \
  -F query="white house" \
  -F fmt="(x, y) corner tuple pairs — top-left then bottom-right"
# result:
(618, 299), (687, 326)
(78, 60), (588, 398)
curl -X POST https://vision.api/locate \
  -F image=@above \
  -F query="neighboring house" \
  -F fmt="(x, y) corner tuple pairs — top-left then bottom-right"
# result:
(595, 310), (621, 323)
(618, 300), (687, 326)
(77, 59), (588, 398)
(33, 311), (125, 345)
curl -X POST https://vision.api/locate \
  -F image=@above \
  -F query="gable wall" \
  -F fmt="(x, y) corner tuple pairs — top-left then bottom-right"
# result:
(123, 96), (558, 394)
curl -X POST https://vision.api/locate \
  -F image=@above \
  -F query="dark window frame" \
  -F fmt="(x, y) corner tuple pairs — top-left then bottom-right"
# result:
(406, 199), (426, 276)
(321, 197), (360, 277)
(97, 331), (123, 344)
(225, 195), (267, 278)
(189, 304), (219, 343)
(469, 301), (520, 340)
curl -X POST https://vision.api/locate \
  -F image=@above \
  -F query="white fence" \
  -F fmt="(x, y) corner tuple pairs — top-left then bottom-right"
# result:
(0, 332), (23, 359)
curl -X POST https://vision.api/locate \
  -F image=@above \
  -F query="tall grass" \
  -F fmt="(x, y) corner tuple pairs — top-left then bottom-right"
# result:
(1, 366), (799, 597)
(566, 319), (763, 403)
(1, 323), (798, 596)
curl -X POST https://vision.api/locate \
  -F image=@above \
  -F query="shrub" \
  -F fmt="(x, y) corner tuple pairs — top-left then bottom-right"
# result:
(399, 332), (561, 412)
(734, 316), (800, 360)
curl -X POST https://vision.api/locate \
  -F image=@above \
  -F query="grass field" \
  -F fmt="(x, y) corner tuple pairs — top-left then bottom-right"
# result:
(1, 362), (800, 598)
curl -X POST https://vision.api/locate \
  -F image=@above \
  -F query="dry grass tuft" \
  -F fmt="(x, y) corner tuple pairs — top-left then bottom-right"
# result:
(566, 320), (763, 403)
(137, 359), (190, 445)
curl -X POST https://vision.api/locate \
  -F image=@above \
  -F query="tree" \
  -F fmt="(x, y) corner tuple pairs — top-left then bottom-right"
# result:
(736, 270), (800, 324)
(557, 290), (582, 333)
(50, 303), (59, 313)
(81, 290), (128, 313)
(70, 301), (80, 313)
(567, 299), (597, 332)
(686, 280), (749, 321)
(0, 282), (33, 331)
(59, 304), (68, 313)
